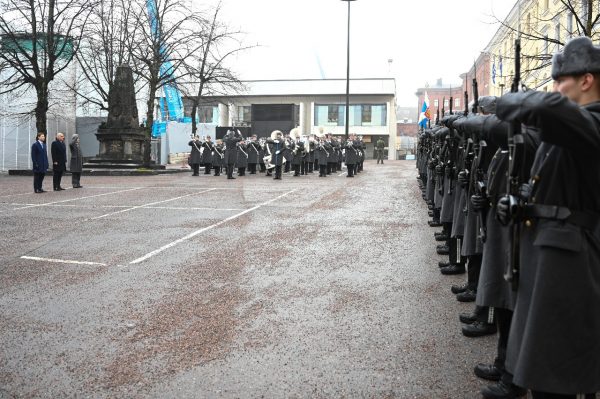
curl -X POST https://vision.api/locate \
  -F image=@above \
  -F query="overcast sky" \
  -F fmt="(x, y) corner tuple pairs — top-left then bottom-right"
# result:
(209, 0), (515, 107)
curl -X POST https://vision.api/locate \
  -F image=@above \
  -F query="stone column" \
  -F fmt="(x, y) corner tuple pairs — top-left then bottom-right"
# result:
(299, 102), (306, 135)
(218, 104), (229, 126)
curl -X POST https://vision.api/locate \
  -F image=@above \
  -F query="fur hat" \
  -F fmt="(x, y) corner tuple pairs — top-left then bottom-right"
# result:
(551, 36), (600, 80)
(477, 96), (497, 114)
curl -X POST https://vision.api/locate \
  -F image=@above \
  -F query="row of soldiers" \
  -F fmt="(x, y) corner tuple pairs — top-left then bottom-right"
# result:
(416, 36), (599, 399)
(188, 129), (366, 180)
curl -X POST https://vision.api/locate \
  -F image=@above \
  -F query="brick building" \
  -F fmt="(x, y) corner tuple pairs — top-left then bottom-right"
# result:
(415, 79), (463, 124)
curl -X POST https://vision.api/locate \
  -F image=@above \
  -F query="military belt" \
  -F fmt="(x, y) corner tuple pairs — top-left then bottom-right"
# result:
(523, 204), (600, 238)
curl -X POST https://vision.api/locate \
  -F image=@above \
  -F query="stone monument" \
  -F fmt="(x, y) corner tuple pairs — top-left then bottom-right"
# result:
(88, 65), (148, 168)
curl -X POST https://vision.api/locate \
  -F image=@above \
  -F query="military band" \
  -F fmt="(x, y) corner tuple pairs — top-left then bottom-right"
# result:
(186, 128), (367, 181)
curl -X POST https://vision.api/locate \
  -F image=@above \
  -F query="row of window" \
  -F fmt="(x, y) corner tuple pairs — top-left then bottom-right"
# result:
(193, 104), (388, 126)
(432, 98), (460, 108)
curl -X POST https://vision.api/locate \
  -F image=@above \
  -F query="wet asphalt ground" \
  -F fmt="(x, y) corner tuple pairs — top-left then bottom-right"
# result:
(0, 161), (497, 398)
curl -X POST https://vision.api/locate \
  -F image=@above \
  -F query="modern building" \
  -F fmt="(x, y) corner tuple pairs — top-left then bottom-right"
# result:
(181, 78), (398, 159)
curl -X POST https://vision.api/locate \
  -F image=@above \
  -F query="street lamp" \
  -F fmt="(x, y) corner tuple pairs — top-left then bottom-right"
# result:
(341, 0), (356, 139)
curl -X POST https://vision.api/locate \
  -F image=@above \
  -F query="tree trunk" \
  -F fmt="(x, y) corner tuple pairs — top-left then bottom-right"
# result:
(35, 82), (49, 135)
(143, 85), (157, 167)
(191, 100), (198, 135)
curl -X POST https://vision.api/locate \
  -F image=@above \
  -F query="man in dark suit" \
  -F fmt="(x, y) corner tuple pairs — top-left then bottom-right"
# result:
(51, 132), (67, 191)
(31, 132), (49, 193)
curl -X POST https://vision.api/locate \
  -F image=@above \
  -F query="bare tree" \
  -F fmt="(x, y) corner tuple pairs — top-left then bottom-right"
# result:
(490, 0), (600, 81)
(184, 1), (253, 135)
(0, 0), (96, 133)
(132, 0), (206, 166)
(73, 0), (145, 112)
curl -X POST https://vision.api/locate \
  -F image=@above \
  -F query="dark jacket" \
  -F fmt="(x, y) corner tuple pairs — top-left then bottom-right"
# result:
(69, 138), (83, 173)
(223, 131), (242, 165)
(31, 140), (49, 173)
(496, 91), (600, 394)
(212, 143), (224, 167)
(247, 141), (261, 164)
(201, 141), (214, 164)
(51, 140), (67, 171)
(188, 140), (202, 164)
(236, 143), (248, 168)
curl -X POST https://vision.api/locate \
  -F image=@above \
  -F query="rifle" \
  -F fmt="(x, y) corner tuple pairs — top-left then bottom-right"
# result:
(472, 61), (479, 114)
(504, 38), (525, 290)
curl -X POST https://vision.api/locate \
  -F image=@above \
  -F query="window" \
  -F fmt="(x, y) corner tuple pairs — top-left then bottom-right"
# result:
(328, 105), (340, 123)
(434, 99), (439, 107)
(198, 106), (215, 123)
(567, 13), (573, 38)
(454, 98), (460, 108)
(314, 104), (343, 126)
(361, 105), (372, 124)
(444, 99), (449, 108)
(315, 104), (385, 126)
(544, 0), (549, 10)
(543, 33), (549, 54)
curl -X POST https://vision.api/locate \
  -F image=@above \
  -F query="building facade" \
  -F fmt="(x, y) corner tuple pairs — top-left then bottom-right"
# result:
(183, 78), (398, 160)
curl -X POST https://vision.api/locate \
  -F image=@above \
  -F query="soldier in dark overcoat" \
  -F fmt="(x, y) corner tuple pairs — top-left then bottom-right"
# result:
(247, 135), (261, 174)
(212, 139), (224, 176)
(201, 136), (214, 174)
(188, 135), (202, 176)
(495, 37), (600, 398)
(223, 129), (242, 179)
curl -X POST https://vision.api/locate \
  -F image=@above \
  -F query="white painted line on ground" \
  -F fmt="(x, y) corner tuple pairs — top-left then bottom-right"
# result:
(144, 206), (245, 211)
(129, 189), (297, 264)
(338, 171), (347, 176)
(20, 256), (107, 266)
(2, 202), (244, 212)
(89, 188), (216, 220)
(11, 188), (144, 211)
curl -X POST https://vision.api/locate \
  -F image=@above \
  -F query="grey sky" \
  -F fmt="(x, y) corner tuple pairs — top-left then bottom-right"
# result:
(211, 0), (515, 107)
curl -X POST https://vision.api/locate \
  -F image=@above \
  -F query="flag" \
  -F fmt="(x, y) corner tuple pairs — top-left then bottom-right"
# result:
(499, 55), (503, 78)
(492, 56), (496, 84)
(418, 92), (431, 128)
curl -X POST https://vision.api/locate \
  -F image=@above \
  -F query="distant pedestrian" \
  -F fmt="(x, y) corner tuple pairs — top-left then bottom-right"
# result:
(69, 134), (83, 188)
(376, 138), (385, 164)
(31, 132), (49, 193)
(51, 132), (67, 191)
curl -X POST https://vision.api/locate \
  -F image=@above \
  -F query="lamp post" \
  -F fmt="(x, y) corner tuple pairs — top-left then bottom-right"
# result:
(341, 0), (356, 139)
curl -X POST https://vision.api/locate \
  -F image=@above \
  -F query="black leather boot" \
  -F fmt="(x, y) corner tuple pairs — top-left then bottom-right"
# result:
(481, 380), (527, 399)
(462, 321), (497, 337)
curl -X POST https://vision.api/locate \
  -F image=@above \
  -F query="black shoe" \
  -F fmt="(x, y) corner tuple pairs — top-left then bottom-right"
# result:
(227, 177), (235, 179)
(451, 283), (469, 294)
(54, 188), (60, 191)
(462, 321), (497, 337)
(435, 234), (449, 242)
(428, 220), (442, 227)
(192, 174), (199, 176)
(35, 189), (45, 193)
(459, 312), (478, 324)
(439, 261), (452, 268)
(481, 380), (527, 399)
(440, 264), (466, 275)
(457, 289), (477, 302)
(436, 245), (449, 255)
(474, 363), (502, 381)
(428, 210), (434, 217)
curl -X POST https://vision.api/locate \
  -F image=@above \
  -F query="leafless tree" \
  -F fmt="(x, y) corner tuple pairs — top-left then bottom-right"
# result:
(183, 1), (254, 135)
(131, 0), (206, 166)
(73, 0), (144, 112)
(491, 0), (600, 80)
(0, 0), (96, 133)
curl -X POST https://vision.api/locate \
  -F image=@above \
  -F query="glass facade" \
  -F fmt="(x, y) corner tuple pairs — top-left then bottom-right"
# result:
(314, 104), (386, 127)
